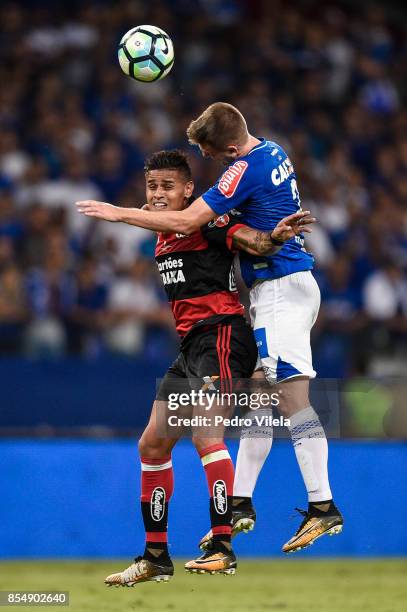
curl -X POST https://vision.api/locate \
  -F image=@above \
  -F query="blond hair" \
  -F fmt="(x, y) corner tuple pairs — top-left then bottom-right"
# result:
(186, 102), (248, 150)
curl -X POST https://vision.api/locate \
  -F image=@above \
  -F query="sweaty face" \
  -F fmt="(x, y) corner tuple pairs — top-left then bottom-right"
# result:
(145, 169), (194, 212)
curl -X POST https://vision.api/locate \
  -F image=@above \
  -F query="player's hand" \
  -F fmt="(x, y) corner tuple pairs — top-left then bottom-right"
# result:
(271, 210), (316, 243)
(76, 200), (121, 222)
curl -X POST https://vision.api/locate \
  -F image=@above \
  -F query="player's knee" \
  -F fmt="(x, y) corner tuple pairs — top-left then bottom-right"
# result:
(274, 378), (310, 416)
(138, 435), (170, 459)
(272, 386), (293, 416)
(275, 398), (291, 417)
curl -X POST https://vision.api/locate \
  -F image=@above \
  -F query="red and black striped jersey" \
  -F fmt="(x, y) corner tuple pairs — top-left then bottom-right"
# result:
(155, 211), (246, 336)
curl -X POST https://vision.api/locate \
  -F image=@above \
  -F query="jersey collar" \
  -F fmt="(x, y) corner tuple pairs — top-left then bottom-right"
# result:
(242, 137), (266, 158)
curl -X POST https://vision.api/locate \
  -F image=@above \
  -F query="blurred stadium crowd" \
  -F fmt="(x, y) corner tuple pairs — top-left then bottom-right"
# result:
(0, 0), (406, 378)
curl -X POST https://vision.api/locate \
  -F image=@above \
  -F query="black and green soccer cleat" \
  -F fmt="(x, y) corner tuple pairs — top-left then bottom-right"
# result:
(199, 501), (256, 551)
(282, 503), (344, 553)
(105, 556), (174, 586)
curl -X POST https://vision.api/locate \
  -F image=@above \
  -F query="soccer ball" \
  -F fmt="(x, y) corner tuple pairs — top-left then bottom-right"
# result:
(118, 25), (174, 83)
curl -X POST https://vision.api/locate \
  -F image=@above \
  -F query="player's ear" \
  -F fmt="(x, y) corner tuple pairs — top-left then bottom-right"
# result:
(226, 145), (239, 158)
(184, 180), (194, 199)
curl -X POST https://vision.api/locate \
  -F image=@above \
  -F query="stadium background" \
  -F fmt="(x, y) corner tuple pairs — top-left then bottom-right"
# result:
(0, 0), (406, 610)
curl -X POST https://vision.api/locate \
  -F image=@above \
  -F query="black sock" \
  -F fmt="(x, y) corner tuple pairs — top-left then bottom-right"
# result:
(309, 499), (333, 514)
(232, 496), (252, 509)
(141, 496), (171, 564)
(212, 534), (232, 554)
(143, 542), (171, 564)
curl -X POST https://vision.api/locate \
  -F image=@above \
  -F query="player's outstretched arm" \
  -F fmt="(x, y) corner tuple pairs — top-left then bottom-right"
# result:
(76, 197), (216, 235)
(232, 210), (315, 256)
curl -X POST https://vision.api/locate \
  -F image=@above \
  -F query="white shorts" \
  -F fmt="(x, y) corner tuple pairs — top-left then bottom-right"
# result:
(250, 271), (320, 383)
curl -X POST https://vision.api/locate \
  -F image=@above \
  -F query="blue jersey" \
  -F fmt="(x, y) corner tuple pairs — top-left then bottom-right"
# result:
(202, 138), (314, 287)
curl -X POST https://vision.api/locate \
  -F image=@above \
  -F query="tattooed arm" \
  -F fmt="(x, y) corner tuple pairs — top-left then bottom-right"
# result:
(232, 226), (281, 256)
(232, 210), (316, 256)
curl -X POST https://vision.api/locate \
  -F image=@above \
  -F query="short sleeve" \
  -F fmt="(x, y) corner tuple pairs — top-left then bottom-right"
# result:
(201, 160), (254, 215)
(201, 210), (246, 251)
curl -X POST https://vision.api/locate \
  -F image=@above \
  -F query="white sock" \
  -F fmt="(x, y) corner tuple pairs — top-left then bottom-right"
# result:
(287, 406), (332, 503)
(234, 409), (273, 498)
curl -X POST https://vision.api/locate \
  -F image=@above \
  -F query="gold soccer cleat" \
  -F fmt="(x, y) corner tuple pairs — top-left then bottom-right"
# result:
(105, 556), (174, 587)
(185, 550), (237, 575)
(282, 505), (344, 553)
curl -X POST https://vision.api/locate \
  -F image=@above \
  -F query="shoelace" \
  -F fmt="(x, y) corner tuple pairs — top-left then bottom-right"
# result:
(295, 507), (308, 517)
(289, 507), (308, 520)
(122, 557), (147, 582)
(291, 508), (311, 535)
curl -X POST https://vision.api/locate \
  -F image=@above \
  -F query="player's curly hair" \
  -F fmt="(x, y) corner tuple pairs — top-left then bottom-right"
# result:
(144, 149), (192, 181)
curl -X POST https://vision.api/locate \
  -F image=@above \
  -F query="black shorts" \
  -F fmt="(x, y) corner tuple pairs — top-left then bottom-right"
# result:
(156, 315), (258, 400)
